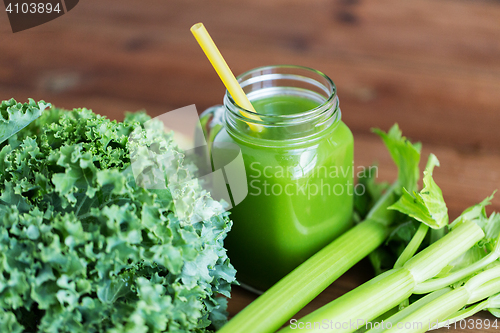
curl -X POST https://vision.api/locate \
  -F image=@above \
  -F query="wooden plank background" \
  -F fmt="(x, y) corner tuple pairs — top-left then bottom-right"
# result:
(1, 0), (500, 332)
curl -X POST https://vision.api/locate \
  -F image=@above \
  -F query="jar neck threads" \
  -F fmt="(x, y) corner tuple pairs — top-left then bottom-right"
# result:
(223, 65), (341, 145)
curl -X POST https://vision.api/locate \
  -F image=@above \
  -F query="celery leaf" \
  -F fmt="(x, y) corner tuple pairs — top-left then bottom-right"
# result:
(389, 154), (448, 229)
(373, 124), (421, 194)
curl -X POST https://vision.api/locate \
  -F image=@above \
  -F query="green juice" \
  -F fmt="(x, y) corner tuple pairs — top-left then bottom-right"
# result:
(251, 95), (319, 116)
(213, 92), (354, 291)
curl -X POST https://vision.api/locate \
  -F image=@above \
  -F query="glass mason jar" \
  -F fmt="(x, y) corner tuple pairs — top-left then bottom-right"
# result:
(206, 65), (354, 292)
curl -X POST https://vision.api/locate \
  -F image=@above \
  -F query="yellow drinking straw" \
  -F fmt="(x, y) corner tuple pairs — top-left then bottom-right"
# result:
(190, 23), (263, 132)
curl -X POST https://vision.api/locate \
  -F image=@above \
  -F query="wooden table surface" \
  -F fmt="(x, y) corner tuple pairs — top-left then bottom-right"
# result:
(1, 1), (500, 332)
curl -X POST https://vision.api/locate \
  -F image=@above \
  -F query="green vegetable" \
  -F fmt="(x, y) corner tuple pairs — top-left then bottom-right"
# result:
(369, 265), (500, 333)
(389, 153), (447, 230)
(218, 124), (422, 333)
(0, 100), (236, 332)
(367, 126), (426, 275)
(0, 98), (50, 145)
(366, 196), (500, 333)
(431, 290), (500, 328)
(413, 195), (500, 294)
(281, 160), (500, 333)
(389, 154), (447, 268)
(372, 125), (421, 195)
(280, 217), (484, 333)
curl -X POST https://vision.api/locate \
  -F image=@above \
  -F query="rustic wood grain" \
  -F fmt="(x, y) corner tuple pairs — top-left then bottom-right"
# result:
(2, 0), (500, 152)
(1, 0), (500, 332)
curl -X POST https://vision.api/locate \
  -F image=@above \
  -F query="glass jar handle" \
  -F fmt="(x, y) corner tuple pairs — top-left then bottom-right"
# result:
(199, 105), (224, 155)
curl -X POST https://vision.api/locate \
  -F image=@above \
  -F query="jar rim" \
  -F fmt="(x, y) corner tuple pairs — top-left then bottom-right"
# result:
(224, 64), (337, 124)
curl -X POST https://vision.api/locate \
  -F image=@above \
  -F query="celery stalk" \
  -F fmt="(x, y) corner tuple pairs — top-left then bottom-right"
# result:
(286, 268), (415, 333)
(402, 220), (483, 284)
(388, 287), (470, 333)
(385, 267), (500, 333)
(414, 235), (500, 294)
(278, 220), (484, 333)
(369, 276), (500, 332)
(437, 291), (500, 329)
(436, 301), (489, 329)
(365, 288), (452, 333)
(394, 223), (429, 268)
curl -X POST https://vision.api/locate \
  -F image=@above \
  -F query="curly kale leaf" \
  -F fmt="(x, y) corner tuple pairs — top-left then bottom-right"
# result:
(0, 98), (50, 145)
(0, 101), (236, 333)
